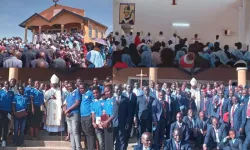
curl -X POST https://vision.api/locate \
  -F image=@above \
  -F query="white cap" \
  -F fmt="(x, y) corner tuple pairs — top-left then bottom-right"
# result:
(190, 78), (197, 86)
(50, 74), (59, 84)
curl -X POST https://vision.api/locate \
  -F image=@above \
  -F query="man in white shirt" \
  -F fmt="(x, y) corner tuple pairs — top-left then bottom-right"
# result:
(145, 33), (153, 43)
(156, 31), (165, 43)
(170, 34), (180, 45)
(126, 32), (134, 46)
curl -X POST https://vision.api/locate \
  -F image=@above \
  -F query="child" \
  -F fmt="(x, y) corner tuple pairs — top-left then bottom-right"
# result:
(223, 129), (242, 150)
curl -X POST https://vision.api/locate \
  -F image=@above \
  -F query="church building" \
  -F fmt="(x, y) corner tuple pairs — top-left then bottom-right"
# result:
(19, 3), (108, 43)
(113, 0), (250, 48)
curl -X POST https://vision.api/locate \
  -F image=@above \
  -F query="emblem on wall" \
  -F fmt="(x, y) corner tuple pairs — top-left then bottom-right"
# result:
(119, 3), (135, 25)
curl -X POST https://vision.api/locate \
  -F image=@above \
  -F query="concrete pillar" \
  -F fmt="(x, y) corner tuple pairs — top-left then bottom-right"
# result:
(149, 68), (158, 83)
(24, 27), (28, 44)
(121, 24), (133, 35)
(32, 29), (35, 44)
(236, 67), (248, 87)
(81, 23), (84, 34)
(9, 68), (18, 81)
(39, 26), (42, 42)
(61, 24), (64, 34)
(113, 0), (122, 34)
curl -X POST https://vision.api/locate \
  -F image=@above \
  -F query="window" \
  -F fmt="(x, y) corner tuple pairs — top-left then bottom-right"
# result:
(101, 31), (104, 38)
(128, 77), (149, 87)
(71, 27), (78, 33)
(95, 28), (98, 38)
(88, 25), (92, 38)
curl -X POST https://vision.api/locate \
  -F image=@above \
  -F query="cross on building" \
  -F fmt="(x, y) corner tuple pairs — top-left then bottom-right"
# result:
(53, 0), (59, 6)
(136, 69), (147, 88)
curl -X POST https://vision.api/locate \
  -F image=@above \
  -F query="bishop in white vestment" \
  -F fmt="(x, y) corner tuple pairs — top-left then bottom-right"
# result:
(190, 78), (201, 112)
(44, 74), (64, 132)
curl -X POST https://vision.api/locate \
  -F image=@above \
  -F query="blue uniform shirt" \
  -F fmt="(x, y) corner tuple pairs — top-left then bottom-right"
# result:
(24, 86), (33, 104)
(0, 89), (14, 112)
(104, 97), (114, 116)
(30, 88), (44, 107)
(13, 94), (29, 111)
(80, 90), (94, 117)
(91, 99), (106, 118)
(66, 89), (81, 115)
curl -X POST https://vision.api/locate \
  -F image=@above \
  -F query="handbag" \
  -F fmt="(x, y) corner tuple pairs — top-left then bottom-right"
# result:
(16, 109), (27, 118)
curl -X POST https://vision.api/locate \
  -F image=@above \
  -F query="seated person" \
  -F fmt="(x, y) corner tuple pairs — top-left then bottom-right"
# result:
(223, 129), (242, 150)
(183, 109), (196, 139)
(164, 128), (191, 150)
(203, 117), (227, 150)
(134, 132), (156, 150)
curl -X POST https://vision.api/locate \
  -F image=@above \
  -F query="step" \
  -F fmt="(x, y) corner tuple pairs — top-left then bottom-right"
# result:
(6, 141), (85, 148)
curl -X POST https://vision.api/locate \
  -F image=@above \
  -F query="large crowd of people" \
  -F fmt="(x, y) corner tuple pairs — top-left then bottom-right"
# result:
(1, 75), (250, 150)
(1, 31), (250, 69)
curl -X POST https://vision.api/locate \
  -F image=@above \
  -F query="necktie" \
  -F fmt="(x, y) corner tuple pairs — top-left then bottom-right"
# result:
(204, 97), (206, 111)
(247, 102), (250, 117)
(220, 99), (223, 117)
(161, 101), (167, 118)
(176, 143), (180, 150)
(231, 104), (235, 128)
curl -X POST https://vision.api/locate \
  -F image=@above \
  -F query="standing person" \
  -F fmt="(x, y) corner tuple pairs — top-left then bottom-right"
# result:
(64, 82), (82, 150)
(29, 81), (44, 140)
(152, 91), (170, 149)
(135, 86), (154, 144)
(190, 78), (201, 112)
(102, 84), (114, 150)
(44, 74), (64, 134)
(12, 86), (29, 146)
(91, 86), (105, 150)
(86, 42), (105, 68)
(79, 83), (95, 150)
(134, 32), (141, 47)
(0, 81), (14, 147)
(112, 85), (132, 150)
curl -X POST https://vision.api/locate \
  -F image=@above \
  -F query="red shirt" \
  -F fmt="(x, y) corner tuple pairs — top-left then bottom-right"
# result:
(134, 36), (141, 47)
(113, 62), (128, 69)
(180, 55), (194, 68)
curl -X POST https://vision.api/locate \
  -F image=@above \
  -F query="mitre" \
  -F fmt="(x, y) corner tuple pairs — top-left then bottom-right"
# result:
(190, 78), (197, 86)
(50, 74), (59, 84)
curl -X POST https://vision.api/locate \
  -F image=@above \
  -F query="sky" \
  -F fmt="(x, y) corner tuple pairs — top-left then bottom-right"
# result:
(0, 0), (113, 41)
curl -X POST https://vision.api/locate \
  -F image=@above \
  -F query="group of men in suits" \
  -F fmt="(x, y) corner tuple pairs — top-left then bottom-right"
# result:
(116, 79), (250, 150)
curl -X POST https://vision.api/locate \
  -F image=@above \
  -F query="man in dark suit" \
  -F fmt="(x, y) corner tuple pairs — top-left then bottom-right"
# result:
(241, 90), (250, 144)
(183, 109), (196, 139)
(229, 96), (244, 137)
(170, 112), (190, 141)
(212, 90), (230, 122)
(200, 90), (212, 118)
(172, 88), (187, 119)
(113, 85), (133, 150)
(225, 80), (235, 96)
(134, 132), (156, 150)
(122, 84), (137, 146)
(164, 128), (191, 150)
(195, 111), (210, 148)
(203, 117), (227, 150)
(165, 88), (174, 138)
(135, 86), (154, 144)
(223, 129), (243, 150)
(241, 89), (249, 104)
(152, 90), (170, 149)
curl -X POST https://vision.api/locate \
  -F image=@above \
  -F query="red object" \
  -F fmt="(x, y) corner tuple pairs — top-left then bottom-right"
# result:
(113, 62), (128, 69)
(180, 55), (194, 68)
(219, 100), (223, 117)
(134, 36), (141, 47)
(172, 0), (177, 5)
(223, 112), (230, 123)
(231, 104), (235, 128)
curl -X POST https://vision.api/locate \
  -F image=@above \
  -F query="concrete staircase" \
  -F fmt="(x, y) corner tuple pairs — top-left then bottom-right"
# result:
(4, 131), (85, 150)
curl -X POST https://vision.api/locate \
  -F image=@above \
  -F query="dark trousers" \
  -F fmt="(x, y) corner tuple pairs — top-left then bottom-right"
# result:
(243, 135), (250, 150)
(137, 118), (152, 144)
(153, 119), (166, 149)
(80, 115), (95, 150)
(0, 111), (10, 141)
(196, 131), (205, 147)
(113, 126), (127, 150)
(13, 116), (27, 145)
(104, 127), (113, 150)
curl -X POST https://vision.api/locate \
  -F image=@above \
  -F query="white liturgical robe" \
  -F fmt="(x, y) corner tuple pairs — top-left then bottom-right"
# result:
(44, 87), (64, 132)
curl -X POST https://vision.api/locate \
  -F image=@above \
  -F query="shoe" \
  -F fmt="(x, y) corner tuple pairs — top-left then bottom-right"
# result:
(1, 140), (6, 147)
